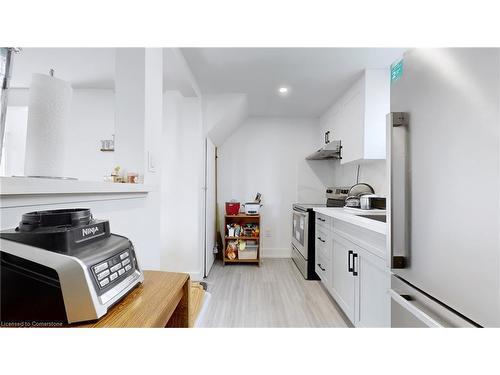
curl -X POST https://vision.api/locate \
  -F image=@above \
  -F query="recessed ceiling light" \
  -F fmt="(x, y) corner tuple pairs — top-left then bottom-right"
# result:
(278, 87), (289, 95)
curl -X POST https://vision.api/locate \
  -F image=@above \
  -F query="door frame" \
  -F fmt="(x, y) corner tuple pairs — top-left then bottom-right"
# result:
(203, 137), (217, 277)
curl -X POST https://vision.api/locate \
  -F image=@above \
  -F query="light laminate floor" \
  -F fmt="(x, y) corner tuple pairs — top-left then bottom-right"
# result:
(199, 258), (349, 328)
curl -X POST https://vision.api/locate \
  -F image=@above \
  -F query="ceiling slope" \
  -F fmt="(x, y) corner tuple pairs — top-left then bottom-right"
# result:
(203, 94), (248, 146)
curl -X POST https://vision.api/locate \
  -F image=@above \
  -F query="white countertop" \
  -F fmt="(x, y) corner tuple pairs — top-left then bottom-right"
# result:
(0, 176), (152, 196)
(313, 207), (387, 235)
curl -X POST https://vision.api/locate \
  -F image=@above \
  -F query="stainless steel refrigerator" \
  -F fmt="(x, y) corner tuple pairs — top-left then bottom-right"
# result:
(388, 48), (500, 327)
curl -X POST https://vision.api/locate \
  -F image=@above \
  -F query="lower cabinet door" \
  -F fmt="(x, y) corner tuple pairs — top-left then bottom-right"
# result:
(331, 233), (356, 323)
(354, 247), (391, 327)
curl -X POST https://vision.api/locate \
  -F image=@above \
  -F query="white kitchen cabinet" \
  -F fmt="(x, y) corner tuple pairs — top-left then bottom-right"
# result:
(318, 105), (341, 149)
(339, 85), (365, 163)
(331, 231), (389, 327)
(319, 69), (389, 164)
(315, 212), (331, 230)
(331, 233), (356, 322)
(315, 251), (331, 288)
(313, 213), (390, 327)
(354, 244), (391, 327)
(315, 226), (331, 262)
(315, 217), (332, 288)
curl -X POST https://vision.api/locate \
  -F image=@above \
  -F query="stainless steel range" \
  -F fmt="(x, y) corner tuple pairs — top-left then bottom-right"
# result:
(291, 203), (323, 280)
(291, 186), (349, 280)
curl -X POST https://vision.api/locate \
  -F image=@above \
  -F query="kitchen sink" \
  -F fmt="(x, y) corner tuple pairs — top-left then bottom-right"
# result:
(358, 214), (386, 223)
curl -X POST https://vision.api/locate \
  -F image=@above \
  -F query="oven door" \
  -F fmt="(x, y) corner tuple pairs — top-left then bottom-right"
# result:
(291, 243), (308, 279)
(291, 209), (308, 260)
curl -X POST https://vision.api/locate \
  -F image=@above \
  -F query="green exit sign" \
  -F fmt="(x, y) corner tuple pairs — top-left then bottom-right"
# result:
(391, 59), (404, 82)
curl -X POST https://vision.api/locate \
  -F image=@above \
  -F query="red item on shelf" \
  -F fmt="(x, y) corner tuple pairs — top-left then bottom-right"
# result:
(225, 202), (240, 215)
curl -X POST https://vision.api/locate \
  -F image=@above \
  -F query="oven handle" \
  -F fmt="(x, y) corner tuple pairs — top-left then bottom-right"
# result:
(292, 209), (308, 222)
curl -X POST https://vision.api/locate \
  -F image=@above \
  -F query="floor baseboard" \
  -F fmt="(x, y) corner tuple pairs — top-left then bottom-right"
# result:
(261, 248), (292, 258)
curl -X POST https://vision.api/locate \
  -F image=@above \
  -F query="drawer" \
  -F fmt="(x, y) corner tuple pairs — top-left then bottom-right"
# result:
(333, 219), (386, 260)
(315, 213), (331, 229)
(315, 252), (331, 286)
(315, 227), (331, 260)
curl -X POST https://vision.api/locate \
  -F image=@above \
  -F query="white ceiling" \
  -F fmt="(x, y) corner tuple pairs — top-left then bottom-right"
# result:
(10, 48), (116, 89)
(10, 48), (201, 95)
(182, 48), (407, 117)
(9, 48), (407, 117)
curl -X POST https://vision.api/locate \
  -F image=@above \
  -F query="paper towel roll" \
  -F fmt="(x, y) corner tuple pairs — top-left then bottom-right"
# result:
(24, 73), (73, 178)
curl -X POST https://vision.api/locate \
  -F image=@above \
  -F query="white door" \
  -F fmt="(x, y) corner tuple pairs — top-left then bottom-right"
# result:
(204, 138), (217, 277)
(330, 233), (356, 323)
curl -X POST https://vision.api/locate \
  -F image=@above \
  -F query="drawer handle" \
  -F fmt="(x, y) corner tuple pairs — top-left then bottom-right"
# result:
(388, 290), (443, 327)
(348, 250), (354, 273)
(318, 218), (326, 222)
(352, 252), (358, 276)
(317, 236), (325, 243)
(317, 263), (326, 271)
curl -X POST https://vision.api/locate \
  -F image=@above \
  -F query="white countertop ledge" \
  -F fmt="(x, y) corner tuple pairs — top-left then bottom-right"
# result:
(313, 207), (387, 235)
(0, 177), (152, 196)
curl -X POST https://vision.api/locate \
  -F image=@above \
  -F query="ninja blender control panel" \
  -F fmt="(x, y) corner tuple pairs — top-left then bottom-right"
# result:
(92, 251), (133, 289)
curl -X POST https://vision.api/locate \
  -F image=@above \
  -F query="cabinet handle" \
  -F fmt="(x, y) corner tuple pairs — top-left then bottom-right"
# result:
(317, 263), (326, 272)
(317, 236), (325, 243)
(318, 217), (326, 222)
(352, 252), (358, 276)
(348, 250), (353, 273)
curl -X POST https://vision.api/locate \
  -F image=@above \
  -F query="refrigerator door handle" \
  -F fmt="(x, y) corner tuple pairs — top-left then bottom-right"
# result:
(389, 289), (443, 328)
(387, 112), (410, 269)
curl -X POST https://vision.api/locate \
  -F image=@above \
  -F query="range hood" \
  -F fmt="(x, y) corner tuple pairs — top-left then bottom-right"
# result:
(306, 140), (342, 160)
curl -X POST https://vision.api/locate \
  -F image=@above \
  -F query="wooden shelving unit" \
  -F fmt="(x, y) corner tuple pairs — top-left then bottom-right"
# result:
(223, 214), (261, 266)
(225, 236), (258, 240)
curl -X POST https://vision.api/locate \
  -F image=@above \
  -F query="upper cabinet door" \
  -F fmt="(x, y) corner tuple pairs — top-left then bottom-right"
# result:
(339, 85), (365, 163)
(319, 69), (390, 164)
(319, 104), (341, 149)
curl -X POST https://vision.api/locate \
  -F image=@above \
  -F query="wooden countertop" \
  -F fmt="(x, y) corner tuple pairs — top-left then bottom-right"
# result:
(72, 270), (190, 328)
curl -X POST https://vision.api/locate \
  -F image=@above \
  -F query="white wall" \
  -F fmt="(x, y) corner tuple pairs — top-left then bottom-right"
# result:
(140, 48), (164, 270)
(65, 90), (115, 180)
(4, 88), (116, 181)
(114, 48), (145, 178)
(0, 107), (28, 176)
(203, 94), (248, 146)
(0, 193), (160, 270)
(160, 91), (204, 279)
(218, 117), (325, 258)
(327, 159), (387, 196)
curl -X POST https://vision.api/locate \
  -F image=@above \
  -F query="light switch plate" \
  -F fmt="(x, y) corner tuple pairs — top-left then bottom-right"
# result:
(148, 151), (156, 172)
